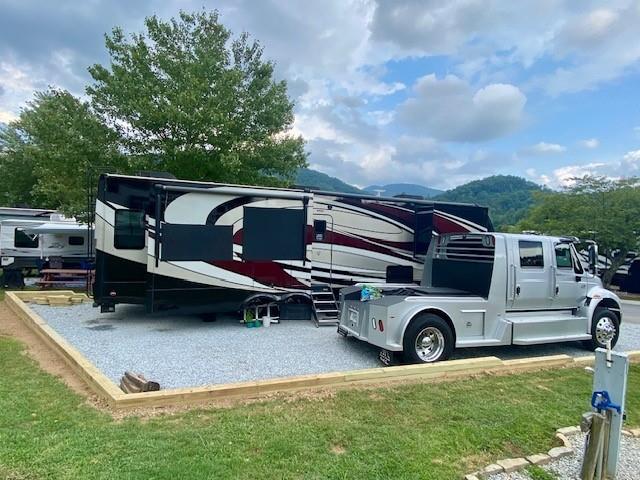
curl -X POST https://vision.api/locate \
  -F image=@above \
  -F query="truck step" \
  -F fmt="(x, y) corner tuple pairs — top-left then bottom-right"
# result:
(507, 315), (589, 344)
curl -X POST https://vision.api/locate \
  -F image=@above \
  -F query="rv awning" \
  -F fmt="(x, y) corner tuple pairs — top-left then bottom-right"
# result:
(20, 223), (92, 235)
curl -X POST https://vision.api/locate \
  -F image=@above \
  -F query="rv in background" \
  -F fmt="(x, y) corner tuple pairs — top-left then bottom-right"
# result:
(93, 174), (493, 316)
(0, 209), (93, 287)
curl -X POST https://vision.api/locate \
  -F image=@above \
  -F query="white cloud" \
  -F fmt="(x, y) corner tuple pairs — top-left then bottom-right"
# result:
(552, 163), (608, 187)
(521, 141), (566, 156)
(528, 149), (640, 188)
(0, 110), (18, 124)
(2, 0), (640, 191)
(622, 149), (640, 173)
(398, 74), (526, 142)
(579, 138), (599, 149)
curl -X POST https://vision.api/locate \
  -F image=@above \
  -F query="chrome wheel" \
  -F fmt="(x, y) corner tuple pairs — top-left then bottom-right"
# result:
(595, 316), (617, 345)
(415, 327), (445, 362)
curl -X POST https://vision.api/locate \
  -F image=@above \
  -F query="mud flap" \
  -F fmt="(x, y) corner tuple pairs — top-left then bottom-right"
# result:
(379, 348), (398, 366)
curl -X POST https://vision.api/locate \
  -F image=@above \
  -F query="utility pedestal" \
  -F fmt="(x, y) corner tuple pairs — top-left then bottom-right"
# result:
(581, 347), (629, 480)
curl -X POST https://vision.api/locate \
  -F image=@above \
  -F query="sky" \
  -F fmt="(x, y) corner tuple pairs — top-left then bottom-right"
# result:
(1, 0), (640, 190)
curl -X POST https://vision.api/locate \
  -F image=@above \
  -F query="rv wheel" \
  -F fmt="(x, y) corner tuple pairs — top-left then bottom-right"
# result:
(583, 307), (620, 350)
(403, 313), (454, 364)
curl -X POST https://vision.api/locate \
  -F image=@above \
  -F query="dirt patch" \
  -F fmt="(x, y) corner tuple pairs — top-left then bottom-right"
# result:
(330, 444), (346, 455)
(0, 301), (102, 406)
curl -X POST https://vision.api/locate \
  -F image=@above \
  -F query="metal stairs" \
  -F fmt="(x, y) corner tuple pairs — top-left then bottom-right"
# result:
(311, 283), (340, 327)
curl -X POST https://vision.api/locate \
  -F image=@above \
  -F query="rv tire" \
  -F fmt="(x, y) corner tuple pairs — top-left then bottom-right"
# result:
(402, 313), (454, 364)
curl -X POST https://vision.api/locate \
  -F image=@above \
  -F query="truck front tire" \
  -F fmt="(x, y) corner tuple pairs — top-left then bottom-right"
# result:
(402, 313), (454, 364)
(583, 307), (620, 350)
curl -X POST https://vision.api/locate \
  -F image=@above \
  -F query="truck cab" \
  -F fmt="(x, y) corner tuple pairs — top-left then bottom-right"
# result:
(338, 233), (622, 363)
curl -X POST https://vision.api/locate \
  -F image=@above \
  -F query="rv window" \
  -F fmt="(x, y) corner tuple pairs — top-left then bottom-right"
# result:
(114, 210), (145, 250)
(554, 243), (572, 269)
(519, 240), (544, 268)
(14, 230), (39, 248)
(314, 220), (327, 241)
(69, 236), (85, 246)
(243, 207), (305, 260)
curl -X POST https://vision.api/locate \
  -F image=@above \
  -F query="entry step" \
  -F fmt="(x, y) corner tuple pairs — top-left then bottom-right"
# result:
(506, 314), (590, 345)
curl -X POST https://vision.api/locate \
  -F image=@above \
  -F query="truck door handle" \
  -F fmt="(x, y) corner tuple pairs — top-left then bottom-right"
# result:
(555, 285), (559, 295)
(516, 285), (521, 296)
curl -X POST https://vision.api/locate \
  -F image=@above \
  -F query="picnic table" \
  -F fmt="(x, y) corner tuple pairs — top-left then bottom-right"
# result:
(37, 269), (95, 289)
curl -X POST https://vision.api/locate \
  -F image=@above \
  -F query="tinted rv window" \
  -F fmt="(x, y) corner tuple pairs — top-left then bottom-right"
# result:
(69, 236), (85, 246)
(114, 210), (145, 250)
(14, 230), (39, 248)
(519, 240), (544, 268)
(243, 207), (305, 260)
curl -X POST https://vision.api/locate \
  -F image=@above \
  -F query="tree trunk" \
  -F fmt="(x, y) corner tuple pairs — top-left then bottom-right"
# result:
(601, 250), (627, 288)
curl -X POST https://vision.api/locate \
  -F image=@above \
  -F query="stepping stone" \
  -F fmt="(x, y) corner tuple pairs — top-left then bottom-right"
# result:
(556, 426), (581, 436)
(496, 458), (528, 473)
(526, 453), (551, 465)
(548, 446), (573, 459)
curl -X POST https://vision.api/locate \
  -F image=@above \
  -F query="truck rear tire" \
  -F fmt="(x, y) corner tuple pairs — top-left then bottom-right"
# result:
(583, 307), (620, 350)
(402, 313), (454, 364)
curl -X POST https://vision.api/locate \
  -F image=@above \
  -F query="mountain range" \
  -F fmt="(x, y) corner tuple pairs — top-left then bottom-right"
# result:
(294, 168), (543, 230)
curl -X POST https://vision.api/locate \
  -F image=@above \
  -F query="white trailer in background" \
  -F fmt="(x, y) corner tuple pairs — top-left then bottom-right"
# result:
(0, 210), (93, 287)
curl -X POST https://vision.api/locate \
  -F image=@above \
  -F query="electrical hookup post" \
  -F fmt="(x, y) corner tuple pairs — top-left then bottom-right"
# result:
(580, 342), (629, 480)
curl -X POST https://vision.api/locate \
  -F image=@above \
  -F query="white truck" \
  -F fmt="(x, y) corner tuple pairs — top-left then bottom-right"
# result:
(337, 233), (622, 364)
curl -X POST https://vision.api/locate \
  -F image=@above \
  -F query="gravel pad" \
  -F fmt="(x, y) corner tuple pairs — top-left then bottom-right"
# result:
(31, 303), (640, 389)
(488, 432), (640, 480)
(31, 303), (381, 388)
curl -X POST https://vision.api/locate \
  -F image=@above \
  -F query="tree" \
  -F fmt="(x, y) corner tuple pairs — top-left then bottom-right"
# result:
(87, 10), (306, 186)
(0, 126), (39, 207)
(518, 176), (640, 286)
(0, 89), (125, 218)
(434, 175), (544, 230)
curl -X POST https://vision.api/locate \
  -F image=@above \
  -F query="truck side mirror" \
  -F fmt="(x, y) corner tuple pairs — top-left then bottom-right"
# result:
(588, 244), (598, 274)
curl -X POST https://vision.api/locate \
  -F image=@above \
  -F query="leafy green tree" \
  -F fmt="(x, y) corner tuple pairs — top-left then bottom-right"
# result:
(0, 89), (125, 218)
(518, 176), (640, 286)
(87, 10), (306, 186)
(0, 126), (39, 207)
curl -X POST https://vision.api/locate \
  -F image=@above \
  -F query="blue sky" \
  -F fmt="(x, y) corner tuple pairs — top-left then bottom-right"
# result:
(1, 0), (640, 190)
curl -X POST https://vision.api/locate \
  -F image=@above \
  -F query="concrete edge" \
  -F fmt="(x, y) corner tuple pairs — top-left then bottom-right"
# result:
(4, 291), (640, 410)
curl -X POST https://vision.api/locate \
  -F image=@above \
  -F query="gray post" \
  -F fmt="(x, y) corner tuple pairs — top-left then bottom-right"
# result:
(591, 348), (629, 478)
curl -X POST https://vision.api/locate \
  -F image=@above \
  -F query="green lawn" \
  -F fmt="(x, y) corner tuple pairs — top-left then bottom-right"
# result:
(0, 337), (638, 480)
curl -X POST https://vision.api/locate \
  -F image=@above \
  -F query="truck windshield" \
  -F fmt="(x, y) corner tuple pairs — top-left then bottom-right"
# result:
(428, 234), (495, 298)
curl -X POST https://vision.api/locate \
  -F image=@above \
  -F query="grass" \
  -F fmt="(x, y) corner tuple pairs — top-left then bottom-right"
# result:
(526, 464), (557, 480)
(0, 337), (638, 480)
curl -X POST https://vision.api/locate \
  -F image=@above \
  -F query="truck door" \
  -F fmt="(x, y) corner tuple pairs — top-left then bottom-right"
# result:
(510, 238), (553, 310)
(551, 242), (587, 309)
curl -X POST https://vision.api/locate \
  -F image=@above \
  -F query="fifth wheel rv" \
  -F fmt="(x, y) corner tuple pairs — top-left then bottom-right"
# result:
(93, 174), (493, 318)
